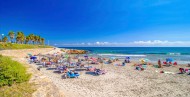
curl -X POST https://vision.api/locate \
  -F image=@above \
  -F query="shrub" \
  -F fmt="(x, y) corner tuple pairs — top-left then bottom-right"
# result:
(0, 55), (31, 86)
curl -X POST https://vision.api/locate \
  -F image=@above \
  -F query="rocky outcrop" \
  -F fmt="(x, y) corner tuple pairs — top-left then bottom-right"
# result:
(63, 49), (87, 54)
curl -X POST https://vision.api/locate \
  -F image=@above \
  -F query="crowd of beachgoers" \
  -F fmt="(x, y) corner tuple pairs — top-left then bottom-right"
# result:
(24, 48), (190, 97)
(29, 48), (190, 77)
(1, 48), (190, 97)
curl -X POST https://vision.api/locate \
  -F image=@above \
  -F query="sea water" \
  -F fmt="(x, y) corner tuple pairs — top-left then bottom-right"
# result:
(60, 47), (190, 64)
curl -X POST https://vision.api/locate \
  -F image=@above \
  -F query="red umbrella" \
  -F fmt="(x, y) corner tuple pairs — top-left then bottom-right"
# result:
(91, 57), (97, 62)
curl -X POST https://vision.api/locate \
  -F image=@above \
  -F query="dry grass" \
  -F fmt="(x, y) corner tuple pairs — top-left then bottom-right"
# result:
(0, 82), (36, 97)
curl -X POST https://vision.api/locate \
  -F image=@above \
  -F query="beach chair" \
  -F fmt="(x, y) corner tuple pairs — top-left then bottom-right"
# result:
(94, 69), (107, 75)
(57, 66), (68, 73)
(45, 62), (52, 67)
(66, 71), (79, 78)
(135, 66), (141, 70)
(142, 65), (147, 69)
(153, 65), (159, 68)
(87, 67), (96, 72)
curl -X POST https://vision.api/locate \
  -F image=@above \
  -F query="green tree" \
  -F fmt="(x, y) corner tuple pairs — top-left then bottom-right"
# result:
(2, 36), (8, 42)
(28, 34), (35, 44)
(41, 38), (45, 45)
(34, 35), (38, 44)
(37, 36), (41, 44)
(16, 32), (25, 44)
(8, 31), (15, 43)
(25, 36), (30, 44)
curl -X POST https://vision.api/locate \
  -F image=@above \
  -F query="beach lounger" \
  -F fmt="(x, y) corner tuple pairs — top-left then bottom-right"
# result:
(153, 65), (159, 68)
(87, 66), (96, 72)
(66, 71), (79, 78)
(94, 69), (107, 75)
(135, 64), (146, 71)
(142, 65), (147, 69)
(57, 66), (68, 73)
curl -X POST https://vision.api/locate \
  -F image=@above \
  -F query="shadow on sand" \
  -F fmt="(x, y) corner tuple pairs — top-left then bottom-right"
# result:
(75, 68), (87, 71)
(85, 72), (98, 76)
(46, 68), (57, 70)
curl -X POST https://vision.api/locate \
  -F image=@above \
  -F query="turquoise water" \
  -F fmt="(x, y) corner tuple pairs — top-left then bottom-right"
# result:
(60, 47), (190, 64)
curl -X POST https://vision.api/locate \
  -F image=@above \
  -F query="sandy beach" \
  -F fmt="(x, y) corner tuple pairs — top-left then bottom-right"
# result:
(1, 48), (190, 97)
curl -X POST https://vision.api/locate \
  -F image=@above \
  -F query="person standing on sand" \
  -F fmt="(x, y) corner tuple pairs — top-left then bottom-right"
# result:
(158, 59), (162, 68)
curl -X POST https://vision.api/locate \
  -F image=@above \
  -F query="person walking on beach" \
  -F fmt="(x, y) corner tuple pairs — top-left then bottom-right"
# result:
(158, 59), (162, 68)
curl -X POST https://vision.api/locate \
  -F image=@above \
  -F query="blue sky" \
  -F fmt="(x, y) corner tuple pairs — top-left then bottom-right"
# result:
(1, 0), (190, 47)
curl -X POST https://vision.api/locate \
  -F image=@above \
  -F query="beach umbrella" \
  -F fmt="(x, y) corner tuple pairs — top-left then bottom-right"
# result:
(144, 58), (149, 62)
(110, 57), (115, 60)
(84, 55), (88, 61)
(84, 55), (88, 58)
(139, 58), (149, 64)
(91, 57), (97, 62)
(65, 54), (69, 59)
(166, 58), (174, 62)
(98, 58), (104, 69)
(28, 53), (32, 56)
(139, 58), (145, 63)
(139, 58), (149, 62)
(31, 56), (37, 59)
(126, 57), (130, 59)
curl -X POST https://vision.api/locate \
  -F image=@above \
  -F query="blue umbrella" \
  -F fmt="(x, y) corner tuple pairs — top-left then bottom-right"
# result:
(166, 58), (174, 62)
(31, 56), (37, 59)
(110, 57), (115, 60)
(126, 57), (130, 59)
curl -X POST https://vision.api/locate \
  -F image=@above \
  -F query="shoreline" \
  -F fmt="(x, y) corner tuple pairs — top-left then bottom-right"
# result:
(60, 47), (190, 65)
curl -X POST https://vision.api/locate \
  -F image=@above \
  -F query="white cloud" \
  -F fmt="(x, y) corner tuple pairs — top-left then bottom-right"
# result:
(55, 40), (190, 47)
(87, 43), (91, 45)
(133, 40), (190, 46)
(95, 42), (109, 45)
(81, 43), (85, 45)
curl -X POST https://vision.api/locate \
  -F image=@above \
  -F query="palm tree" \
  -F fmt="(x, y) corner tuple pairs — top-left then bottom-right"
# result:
(8, 31), (15, 43)
(28, 34), (35, 44)
(37, 36), (41, 44)
(25, 36), (30, 44)
(41, 38), (45, 45)
(21, 32), (25, 44)
(16, 32), (21, 43)
(16, 32), (25, 44)
(34, 35), (38, 44)
(2, 36), (8, 42)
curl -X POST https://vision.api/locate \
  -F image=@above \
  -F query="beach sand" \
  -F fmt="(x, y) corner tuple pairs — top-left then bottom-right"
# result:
(1, 48), (190, 97)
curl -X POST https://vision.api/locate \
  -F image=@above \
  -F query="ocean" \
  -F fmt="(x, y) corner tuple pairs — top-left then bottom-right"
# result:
(59, 47), (190, 64)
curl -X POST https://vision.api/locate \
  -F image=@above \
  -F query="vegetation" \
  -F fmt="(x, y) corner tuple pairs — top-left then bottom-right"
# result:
(0, 42), (52, 49)
(0, 55), (31, 86)
(1, 30), (45, 45)
(2, 36), (8, 42)
(0, 82), (35, 97)
(8, 31), (15, 43)
(0, 55), (35, 96)
(0, 30), (52, 49)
